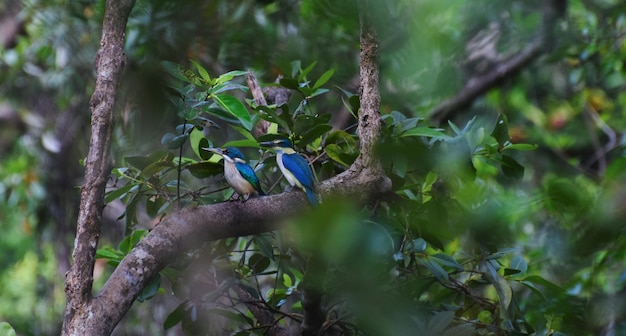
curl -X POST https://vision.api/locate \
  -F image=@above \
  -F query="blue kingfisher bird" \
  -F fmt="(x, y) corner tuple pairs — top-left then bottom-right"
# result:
(259, 138), (318, 205)
(204, 147), (265, 201)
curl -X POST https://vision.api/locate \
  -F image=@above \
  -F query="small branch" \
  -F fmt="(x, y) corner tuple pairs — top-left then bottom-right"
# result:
(235, 285), (290, 336)
(248, 71), (291, 137)
(429, 0), (567, 124)
(248, 71), (271, 137)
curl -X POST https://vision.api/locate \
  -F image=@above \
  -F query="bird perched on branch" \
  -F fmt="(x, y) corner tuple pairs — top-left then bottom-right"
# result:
(260, 138), (318, 205)
(204, 147), (265, 201)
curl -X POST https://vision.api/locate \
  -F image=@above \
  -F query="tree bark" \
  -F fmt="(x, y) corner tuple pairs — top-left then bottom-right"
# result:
(62, 0), (136, 335)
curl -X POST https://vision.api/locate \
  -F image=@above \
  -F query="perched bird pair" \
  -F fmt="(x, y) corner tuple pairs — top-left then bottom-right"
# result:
(205, 138), (318, 205)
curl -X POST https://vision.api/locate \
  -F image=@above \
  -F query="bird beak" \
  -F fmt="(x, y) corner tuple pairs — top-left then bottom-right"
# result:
(258, 141), (274, 148)
(202, 147), (224, 155)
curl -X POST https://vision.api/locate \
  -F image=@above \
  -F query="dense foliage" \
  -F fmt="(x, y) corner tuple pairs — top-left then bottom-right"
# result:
(1, 0), (626, 335)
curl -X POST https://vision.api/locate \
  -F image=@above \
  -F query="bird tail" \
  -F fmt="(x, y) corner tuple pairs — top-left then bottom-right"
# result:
(305, 187), (319, 206)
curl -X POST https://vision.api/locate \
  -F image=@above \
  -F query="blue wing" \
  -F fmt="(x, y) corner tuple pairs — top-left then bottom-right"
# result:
(235, 161), (265, 195)
(282, 153), (318, 205)
(282, 153), (315, 190)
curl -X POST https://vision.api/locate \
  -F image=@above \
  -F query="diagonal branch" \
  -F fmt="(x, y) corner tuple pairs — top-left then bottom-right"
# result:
(429, 0), (567, 124)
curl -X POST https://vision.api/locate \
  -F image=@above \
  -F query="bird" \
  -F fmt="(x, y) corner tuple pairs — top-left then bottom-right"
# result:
(204, 146), (265, 201)
(259, 138), (318, 205)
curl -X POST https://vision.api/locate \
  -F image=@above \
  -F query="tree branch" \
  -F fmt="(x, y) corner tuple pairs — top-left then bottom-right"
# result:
(429, 0), (567, 124)
(62, 0), (136, 335)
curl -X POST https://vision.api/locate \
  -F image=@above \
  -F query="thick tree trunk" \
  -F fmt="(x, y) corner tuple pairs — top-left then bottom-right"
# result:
(62, 0), (136, 335)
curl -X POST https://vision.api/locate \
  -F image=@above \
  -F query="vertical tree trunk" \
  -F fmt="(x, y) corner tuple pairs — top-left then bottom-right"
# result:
(62, 0), (136, 335)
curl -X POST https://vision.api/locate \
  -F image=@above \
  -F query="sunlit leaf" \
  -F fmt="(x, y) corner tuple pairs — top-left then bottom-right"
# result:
(213, 94), (253, 130)
(190, 59), (211, 84)
(214, 70), (248, 85)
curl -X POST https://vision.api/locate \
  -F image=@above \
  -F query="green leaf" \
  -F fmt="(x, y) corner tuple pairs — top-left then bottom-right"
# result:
(175, 123), (196, 135)
(95, 247), (124, 261)
(162, 133), (189, 149)
(501, 154), (524, 180)
(408, 238), (427, 253)
(229, 124), (257, 141)
(125, 156), (154, 170)
(283, 273), (293, 288)
(0, 322), (17, 336)
(519, 280), (547, 300)
(420, 258), (449, 282)
(255, 105), (291, 131)
(279, 78), (300, 90)
(491, 113), (510, 145)
(207, 308), (254, 326)
(137, 273), (161, 302)
(213, 94), (253, 130)
(521, 275), (566, 294)
(502, 143), (538, 151)
(508, 254), (528, 274)
(298, 60), (317, 81)
(248, 253), (270, 274)
(222, 139), (261, 149)
(313, 69), (334, 89)
(118, 230), (148, 254)
(254, 235), (275, 260)
(189, 128), (207, 160)
(299, 124), (332, 148)
(141, 152), (175, 178)
(164, 303), (185, 330)
(484, 261), (512, 311)
(146, 195), (166, 218)
(187, 161), (223, 179)
(215, 70), (248, 85)
(326, 144), (357, 167)
(307, 88), (329, 99)
(161, 61), (201, 85)
(105, 183), (135, 203)
(431, 253), (464, 271)
(400, 127), (448, 139)
(190, 59), (211, 84)
(290, 60), (302, 78)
